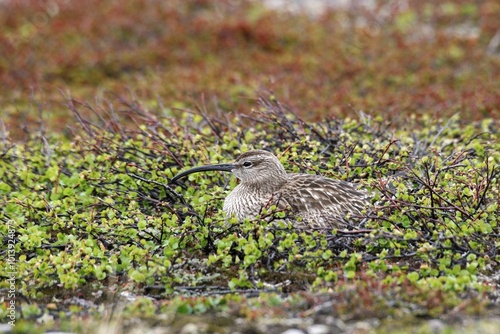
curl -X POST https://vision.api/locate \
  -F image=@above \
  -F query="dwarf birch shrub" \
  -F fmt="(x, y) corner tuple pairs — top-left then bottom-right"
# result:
(0, 97), (498, 301)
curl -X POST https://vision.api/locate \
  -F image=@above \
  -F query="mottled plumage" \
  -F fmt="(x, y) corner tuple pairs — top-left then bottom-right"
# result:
(172, 150), (370, 228)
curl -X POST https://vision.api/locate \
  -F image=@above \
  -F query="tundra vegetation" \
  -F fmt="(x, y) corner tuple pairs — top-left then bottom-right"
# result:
(0, 0), (499, 333)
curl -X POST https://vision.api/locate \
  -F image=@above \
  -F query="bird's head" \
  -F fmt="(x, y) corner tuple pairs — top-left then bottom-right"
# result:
(171, 150), (287, 186)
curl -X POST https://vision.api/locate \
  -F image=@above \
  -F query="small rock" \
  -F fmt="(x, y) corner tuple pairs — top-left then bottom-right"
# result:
(280, 329), (306, 334)
(119, 291), (137, 302)
(351, 319), (379, 332)
(308, 324), (330, 334)
(323, 317), (346, 331)
(180, 323), (200, 334)
(0, 324), (12, 334)
(427, 319), (445, 333)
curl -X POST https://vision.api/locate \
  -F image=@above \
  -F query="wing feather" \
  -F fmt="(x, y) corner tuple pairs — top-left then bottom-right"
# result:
(276, 174), (369, 225)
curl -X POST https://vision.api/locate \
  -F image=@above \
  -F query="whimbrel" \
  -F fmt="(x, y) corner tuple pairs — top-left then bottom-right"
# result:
(172, 150), (370, 228)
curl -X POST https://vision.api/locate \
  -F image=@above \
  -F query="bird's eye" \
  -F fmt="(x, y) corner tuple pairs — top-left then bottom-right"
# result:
(243, 161), (252, 168)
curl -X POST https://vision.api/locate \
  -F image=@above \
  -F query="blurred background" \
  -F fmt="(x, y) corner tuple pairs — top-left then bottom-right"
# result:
(1, 0), (499, 139)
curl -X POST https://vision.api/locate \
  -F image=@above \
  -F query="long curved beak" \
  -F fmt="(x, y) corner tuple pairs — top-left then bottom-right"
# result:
(171, 163), (235, 183)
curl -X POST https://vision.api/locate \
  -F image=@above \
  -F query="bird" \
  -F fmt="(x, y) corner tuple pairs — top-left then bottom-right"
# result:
(171, 150), (370, 228)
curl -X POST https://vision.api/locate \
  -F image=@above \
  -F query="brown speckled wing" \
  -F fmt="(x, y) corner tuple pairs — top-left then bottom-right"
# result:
(276, 174), (370, 227)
